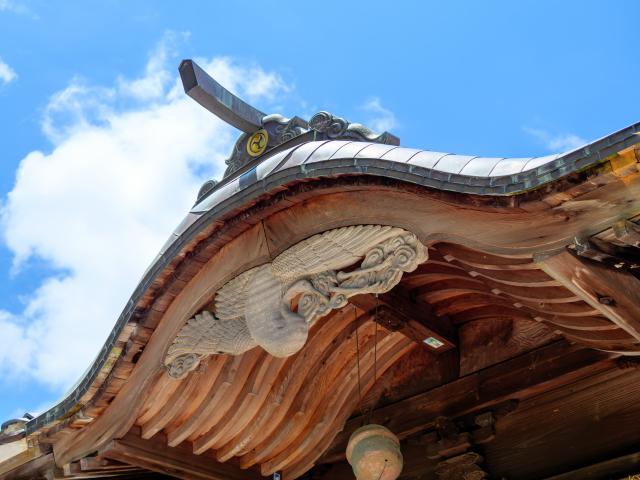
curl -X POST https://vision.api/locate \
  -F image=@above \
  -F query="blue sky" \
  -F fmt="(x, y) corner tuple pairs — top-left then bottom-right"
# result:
(0, 0), (638, 422)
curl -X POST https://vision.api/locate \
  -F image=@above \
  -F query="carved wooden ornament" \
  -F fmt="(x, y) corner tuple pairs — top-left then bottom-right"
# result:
(164, 225), (427, 378)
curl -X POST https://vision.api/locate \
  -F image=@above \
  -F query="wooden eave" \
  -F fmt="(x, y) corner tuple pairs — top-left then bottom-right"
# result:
(4, 123), (640, 479)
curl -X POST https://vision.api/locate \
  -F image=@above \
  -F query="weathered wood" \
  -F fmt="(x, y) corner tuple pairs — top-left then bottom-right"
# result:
(64, 460), (142, 477)
(191, 352), (281, 454)
(482, 364), (640, 478)
(192, 353), (287, 450)
(240, 322), (397, 470)
(220, 310), (367, 464)
(0, 453), (57, 480)
(613, 220), (640, 247)
(539, 250), (640, 343)
(164, 355), (245, 447)
(99, 429), (258, 480)
(53, 224), (272, 466)
(349, 290), (455, 352)
(44, 171), (640, 475)
(321, 340), (614, 464)
(140, 356), (225, 439)
(78, 456), (136, 472)
(543, 450), (640, 480)
(458, 317), (557, 375)
(281, 336), (415, 478)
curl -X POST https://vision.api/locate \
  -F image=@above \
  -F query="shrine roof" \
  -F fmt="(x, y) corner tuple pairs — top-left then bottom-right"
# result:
(191, 121), (640, 216)
(4, 59), (640, 479)
(17, 119), (640, 440)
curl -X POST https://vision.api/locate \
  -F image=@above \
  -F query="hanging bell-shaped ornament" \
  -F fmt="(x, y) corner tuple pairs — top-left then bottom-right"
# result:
(346, 424), (403, 480)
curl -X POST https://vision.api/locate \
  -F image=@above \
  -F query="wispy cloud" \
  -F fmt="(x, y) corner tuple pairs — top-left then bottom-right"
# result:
(361, 97), (398, 133)
(0, 57), (17, 85)
(193, 55), (291, 104)
(0, 0), (31, 15)
(0, 33), (294, 391)
(117, 31), (188, 102)
(523, 127), (587, 152)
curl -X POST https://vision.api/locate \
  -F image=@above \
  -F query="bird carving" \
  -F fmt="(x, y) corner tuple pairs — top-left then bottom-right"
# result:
(165, 225), (427, 378)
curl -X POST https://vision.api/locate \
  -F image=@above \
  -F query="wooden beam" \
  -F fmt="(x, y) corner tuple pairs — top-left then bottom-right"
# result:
(543, 450), (640, 480)
(613, 220), (640, 247)
(79, 456), (133, 471)
(63, 460), (144, 478)
(0, 453), (57, 480)
(349, 290), (455, 352)
(0, 440), (52, 479)
(321, 340), (614, 464)
(99, 428), (258, 480)
(538, 250), (640, 344)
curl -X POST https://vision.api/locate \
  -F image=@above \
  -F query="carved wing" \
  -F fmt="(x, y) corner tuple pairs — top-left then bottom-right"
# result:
(166, 311), (256, 361)
(214, 267), (259, 320)
(271, 225), (406, 282)
(164, 268), (263, 378)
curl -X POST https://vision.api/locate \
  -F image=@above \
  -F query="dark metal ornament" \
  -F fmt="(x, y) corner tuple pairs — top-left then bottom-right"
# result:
(179, 59), (402, 184)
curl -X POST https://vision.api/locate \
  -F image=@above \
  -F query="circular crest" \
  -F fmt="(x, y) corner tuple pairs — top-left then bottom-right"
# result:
(246, 129), (269, 157)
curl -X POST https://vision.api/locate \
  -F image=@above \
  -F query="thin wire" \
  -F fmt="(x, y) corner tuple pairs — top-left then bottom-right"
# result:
(376, 459), (388, 480)
(371, 294), (379, 425)
(374, 295), (379, 388)
(353, 305), (365, 421)
(261, 219), (273, 260)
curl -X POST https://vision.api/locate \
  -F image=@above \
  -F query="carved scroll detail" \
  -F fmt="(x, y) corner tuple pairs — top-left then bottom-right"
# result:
(282, 232), (425, 326)
(165, 225), (427, 378)
(308, 111), (400, 145)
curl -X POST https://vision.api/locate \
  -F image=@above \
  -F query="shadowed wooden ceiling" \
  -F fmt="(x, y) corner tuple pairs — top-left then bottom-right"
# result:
(12, 141), (638, 478)
(123, 242), (639, 479)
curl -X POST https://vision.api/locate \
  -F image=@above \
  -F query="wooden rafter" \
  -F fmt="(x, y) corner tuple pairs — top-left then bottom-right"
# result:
(98, 428), (258, 480)
(538, 250), (640, 346)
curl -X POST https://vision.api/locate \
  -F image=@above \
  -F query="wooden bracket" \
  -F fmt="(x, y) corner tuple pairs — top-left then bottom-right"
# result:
(539, 249), (640, 343)
(349, 289), (456, 353)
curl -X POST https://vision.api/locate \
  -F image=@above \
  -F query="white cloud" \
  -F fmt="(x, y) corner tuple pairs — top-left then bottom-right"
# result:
(0, 34), (293, 389)
(523, 127), (587, 153)
(361, 97), (398, 133)
(193, 56), (291, 104)
(0, 0), (16, 10)
(117, 31), (188, 101)
(0, 57), (17, 85)
(41, 80), (114, 143)
(0, 311), (35, 379)
(7, 401), (50, 420)
(0, 0), (30, 15)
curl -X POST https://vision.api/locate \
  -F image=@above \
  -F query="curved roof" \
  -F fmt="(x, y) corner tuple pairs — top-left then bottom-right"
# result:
(191, 121), (640, 215)
(25, 121), (640, 434)
(12, 120), (640, 476)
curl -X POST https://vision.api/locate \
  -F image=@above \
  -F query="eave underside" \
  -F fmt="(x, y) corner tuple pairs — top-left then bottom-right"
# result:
(5, 139), (640, 480)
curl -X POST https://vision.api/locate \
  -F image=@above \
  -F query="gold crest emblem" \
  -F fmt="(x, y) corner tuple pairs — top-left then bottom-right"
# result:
(246, 129), (269, 157)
